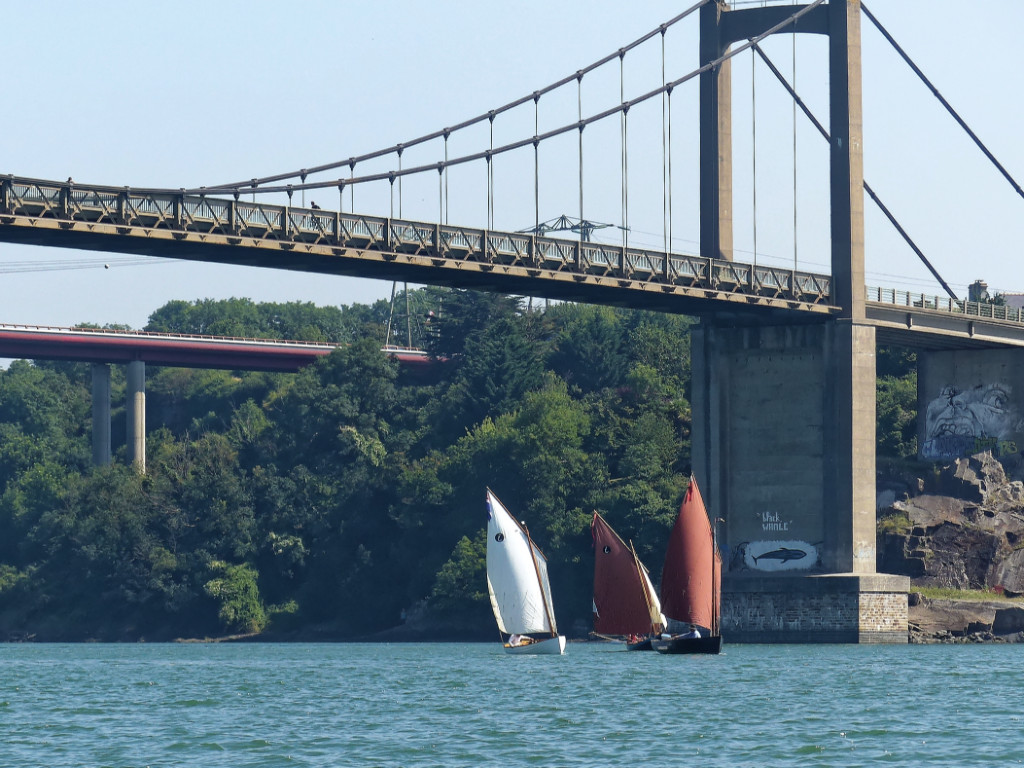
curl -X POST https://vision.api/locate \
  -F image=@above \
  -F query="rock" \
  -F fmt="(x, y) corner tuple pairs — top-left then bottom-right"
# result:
(992, 606), (1024, 635)
(879, 452), (1024, 592)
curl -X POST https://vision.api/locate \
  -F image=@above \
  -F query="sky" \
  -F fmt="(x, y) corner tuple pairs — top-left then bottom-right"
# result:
(3, 0), (1023, 331)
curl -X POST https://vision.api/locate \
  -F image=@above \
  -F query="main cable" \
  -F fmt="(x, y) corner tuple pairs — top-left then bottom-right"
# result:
(203, 1), (713, 194)
(191, 0), (826, 198)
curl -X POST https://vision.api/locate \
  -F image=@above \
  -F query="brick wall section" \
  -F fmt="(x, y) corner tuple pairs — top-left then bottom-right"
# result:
(722, 573), (909, 643)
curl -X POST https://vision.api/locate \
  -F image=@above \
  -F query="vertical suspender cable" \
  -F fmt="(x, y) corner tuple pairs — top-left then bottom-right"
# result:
(488, 112), (495, 229)
(444, 131), (450, 225)
(661, 27), (668, 255)
(578, 72), (584, 242)
(397, 147), (403, 219)
(349, 160), (356, 214)
(790, 33), (798, 274)
(534, 92), (540, 235)
(620, 50), (628, 249)
(577, 72), (585, 240)
(668, 84), (674, 256)
(751, 47), (758, 271)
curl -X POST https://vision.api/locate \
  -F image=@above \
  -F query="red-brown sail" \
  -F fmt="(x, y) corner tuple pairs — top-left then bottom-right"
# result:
(591, 512), (661, 636)
(659, 476), (721, 632)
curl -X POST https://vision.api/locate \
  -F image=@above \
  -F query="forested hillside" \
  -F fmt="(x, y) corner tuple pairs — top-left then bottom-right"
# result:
(0, 289), (705, 641)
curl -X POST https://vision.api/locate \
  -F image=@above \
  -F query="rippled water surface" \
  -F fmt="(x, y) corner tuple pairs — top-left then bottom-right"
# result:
(2, 642), (1022, 767)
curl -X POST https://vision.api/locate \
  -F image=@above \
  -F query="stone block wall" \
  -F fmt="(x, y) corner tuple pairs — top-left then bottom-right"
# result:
(722, 573), (909, 643)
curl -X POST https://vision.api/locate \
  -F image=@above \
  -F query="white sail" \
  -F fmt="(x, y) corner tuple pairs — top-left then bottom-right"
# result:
(640, 564), (667, 630)
(486, 490), (557, 636)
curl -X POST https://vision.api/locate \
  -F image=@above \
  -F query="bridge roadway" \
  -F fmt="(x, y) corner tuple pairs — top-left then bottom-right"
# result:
(0, 323), (431, 372)
(3, 175), (1024, 348)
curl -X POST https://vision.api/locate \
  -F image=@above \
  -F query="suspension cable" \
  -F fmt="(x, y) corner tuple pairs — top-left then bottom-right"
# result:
(534, 92), (540, 236)
(189, 0), (826, 198)
(792, 31), (798, 272)
(752, 42), (959, 301)
(204, 0), (713, 193)
(488, 113), (495, 229)
(862, 2), (1024, 203)
(751, 47), (758, 269)
(620, 51), (628, 248)
(661, 27), (668, 255)
(578, 73), (585, 242)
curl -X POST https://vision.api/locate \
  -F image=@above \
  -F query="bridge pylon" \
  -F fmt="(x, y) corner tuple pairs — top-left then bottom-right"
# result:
(694, 0), (908, 643)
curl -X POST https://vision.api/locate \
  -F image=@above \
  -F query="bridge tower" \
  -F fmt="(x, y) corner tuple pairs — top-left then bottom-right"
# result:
(692, 0), (909, 643)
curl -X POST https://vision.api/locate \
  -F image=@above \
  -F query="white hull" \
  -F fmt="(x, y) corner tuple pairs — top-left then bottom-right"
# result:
(503, 635), (566, 655)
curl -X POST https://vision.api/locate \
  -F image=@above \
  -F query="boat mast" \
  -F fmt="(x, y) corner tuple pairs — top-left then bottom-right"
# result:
(523, 522), (558, 638)
(711, 509), (720, 637)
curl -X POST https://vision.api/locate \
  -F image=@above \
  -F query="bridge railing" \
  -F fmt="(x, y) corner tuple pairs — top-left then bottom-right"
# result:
(866, 286), (1024, 324)
(3, 175), (832, 307)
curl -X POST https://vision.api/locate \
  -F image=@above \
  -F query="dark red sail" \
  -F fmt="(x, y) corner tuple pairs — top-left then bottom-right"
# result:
(591, 512), (663, 636)
(659, 477), (721, 632)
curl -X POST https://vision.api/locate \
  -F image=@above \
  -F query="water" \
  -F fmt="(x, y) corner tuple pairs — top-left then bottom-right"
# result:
(1, 642), (1021, 768)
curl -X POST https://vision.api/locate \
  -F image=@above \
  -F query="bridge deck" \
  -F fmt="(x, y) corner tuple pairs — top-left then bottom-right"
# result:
(4, 176), (1024, 348)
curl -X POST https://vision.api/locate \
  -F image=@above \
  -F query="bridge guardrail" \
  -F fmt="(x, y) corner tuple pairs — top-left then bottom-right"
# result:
(866, 286), (1024, 325)
(2, 175), (833, 307)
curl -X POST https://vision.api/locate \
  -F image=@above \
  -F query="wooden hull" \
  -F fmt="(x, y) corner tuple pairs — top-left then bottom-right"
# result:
(625, 636), (654, 651)
(651, 634), (722, 655)
(503, 635), (566, 655)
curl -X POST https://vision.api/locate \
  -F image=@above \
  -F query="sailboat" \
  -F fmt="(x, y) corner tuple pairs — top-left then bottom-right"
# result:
(651, 475), (723, 655)
(485, 489), (566, 655)
(590, 512), (666, 650)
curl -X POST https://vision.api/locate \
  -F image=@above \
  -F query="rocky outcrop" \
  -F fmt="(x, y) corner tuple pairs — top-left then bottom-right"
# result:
(908, 593), (1024, 643)
(879, 452), (1024, 642)
(878, 453), (1024, 594)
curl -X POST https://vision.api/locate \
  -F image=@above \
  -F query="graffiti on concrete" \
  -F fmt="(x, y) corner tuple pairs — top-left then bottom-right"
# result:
(921, 383), (1022, 460)
(736, 540), (820, 572)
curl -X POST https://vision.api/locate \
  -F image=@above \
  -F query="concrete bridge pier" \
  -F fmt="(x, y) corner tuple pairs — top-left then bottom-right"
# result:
(91, 363), (112, 466)
(126, 361), (146, 473)
(691, 319), (909, 643)
(89, 361), (146, 472)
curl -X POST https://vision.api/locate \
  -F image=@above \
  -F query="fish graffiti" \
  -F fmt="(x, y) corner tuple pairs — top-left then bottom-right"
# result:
(752, 547), (806, 564)
(741, 540), (819, 571)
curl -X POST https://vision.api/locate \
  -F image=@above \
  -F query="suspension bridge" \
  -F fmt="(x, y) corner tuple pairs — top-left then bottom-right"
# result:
(3, 0), (1024, 642)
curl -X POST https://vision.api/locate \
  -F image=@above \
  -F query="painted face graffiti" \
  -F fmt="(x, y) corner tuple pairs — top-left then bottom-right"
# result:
(922, 383), (1022, 460)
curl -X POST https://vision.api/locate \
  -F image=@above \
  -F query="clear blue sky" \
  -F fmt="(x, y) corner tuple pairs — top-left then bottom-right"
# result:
(3, 0), (1022, 330)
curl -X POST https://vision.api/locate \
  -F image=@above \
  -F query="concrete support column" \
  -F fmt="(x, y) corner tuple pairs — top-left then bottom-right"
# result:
(822, 320), (877, 573)
(91, 363), (111, 467)
(126, 360), (146, 473)
(699, 0), (733, 262)
(829, 0), (866, 319)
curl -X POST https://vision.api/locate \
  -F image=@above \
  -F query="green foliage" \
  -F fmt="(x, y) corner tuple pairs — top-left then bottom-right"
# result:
(877, 372), (918, 459)
(204, 562), (267, 634)
(5, 290), (905, 641)
(877, 510), (912, 536)
(431, 532), (488, 612)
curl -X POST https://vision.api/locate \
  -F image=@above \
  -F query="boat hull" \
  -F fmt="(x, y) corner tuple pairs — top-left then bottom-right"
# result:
(504, 635), (566, 655)
(651, 634), (722, 655)
(625, 636), (654, 651)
